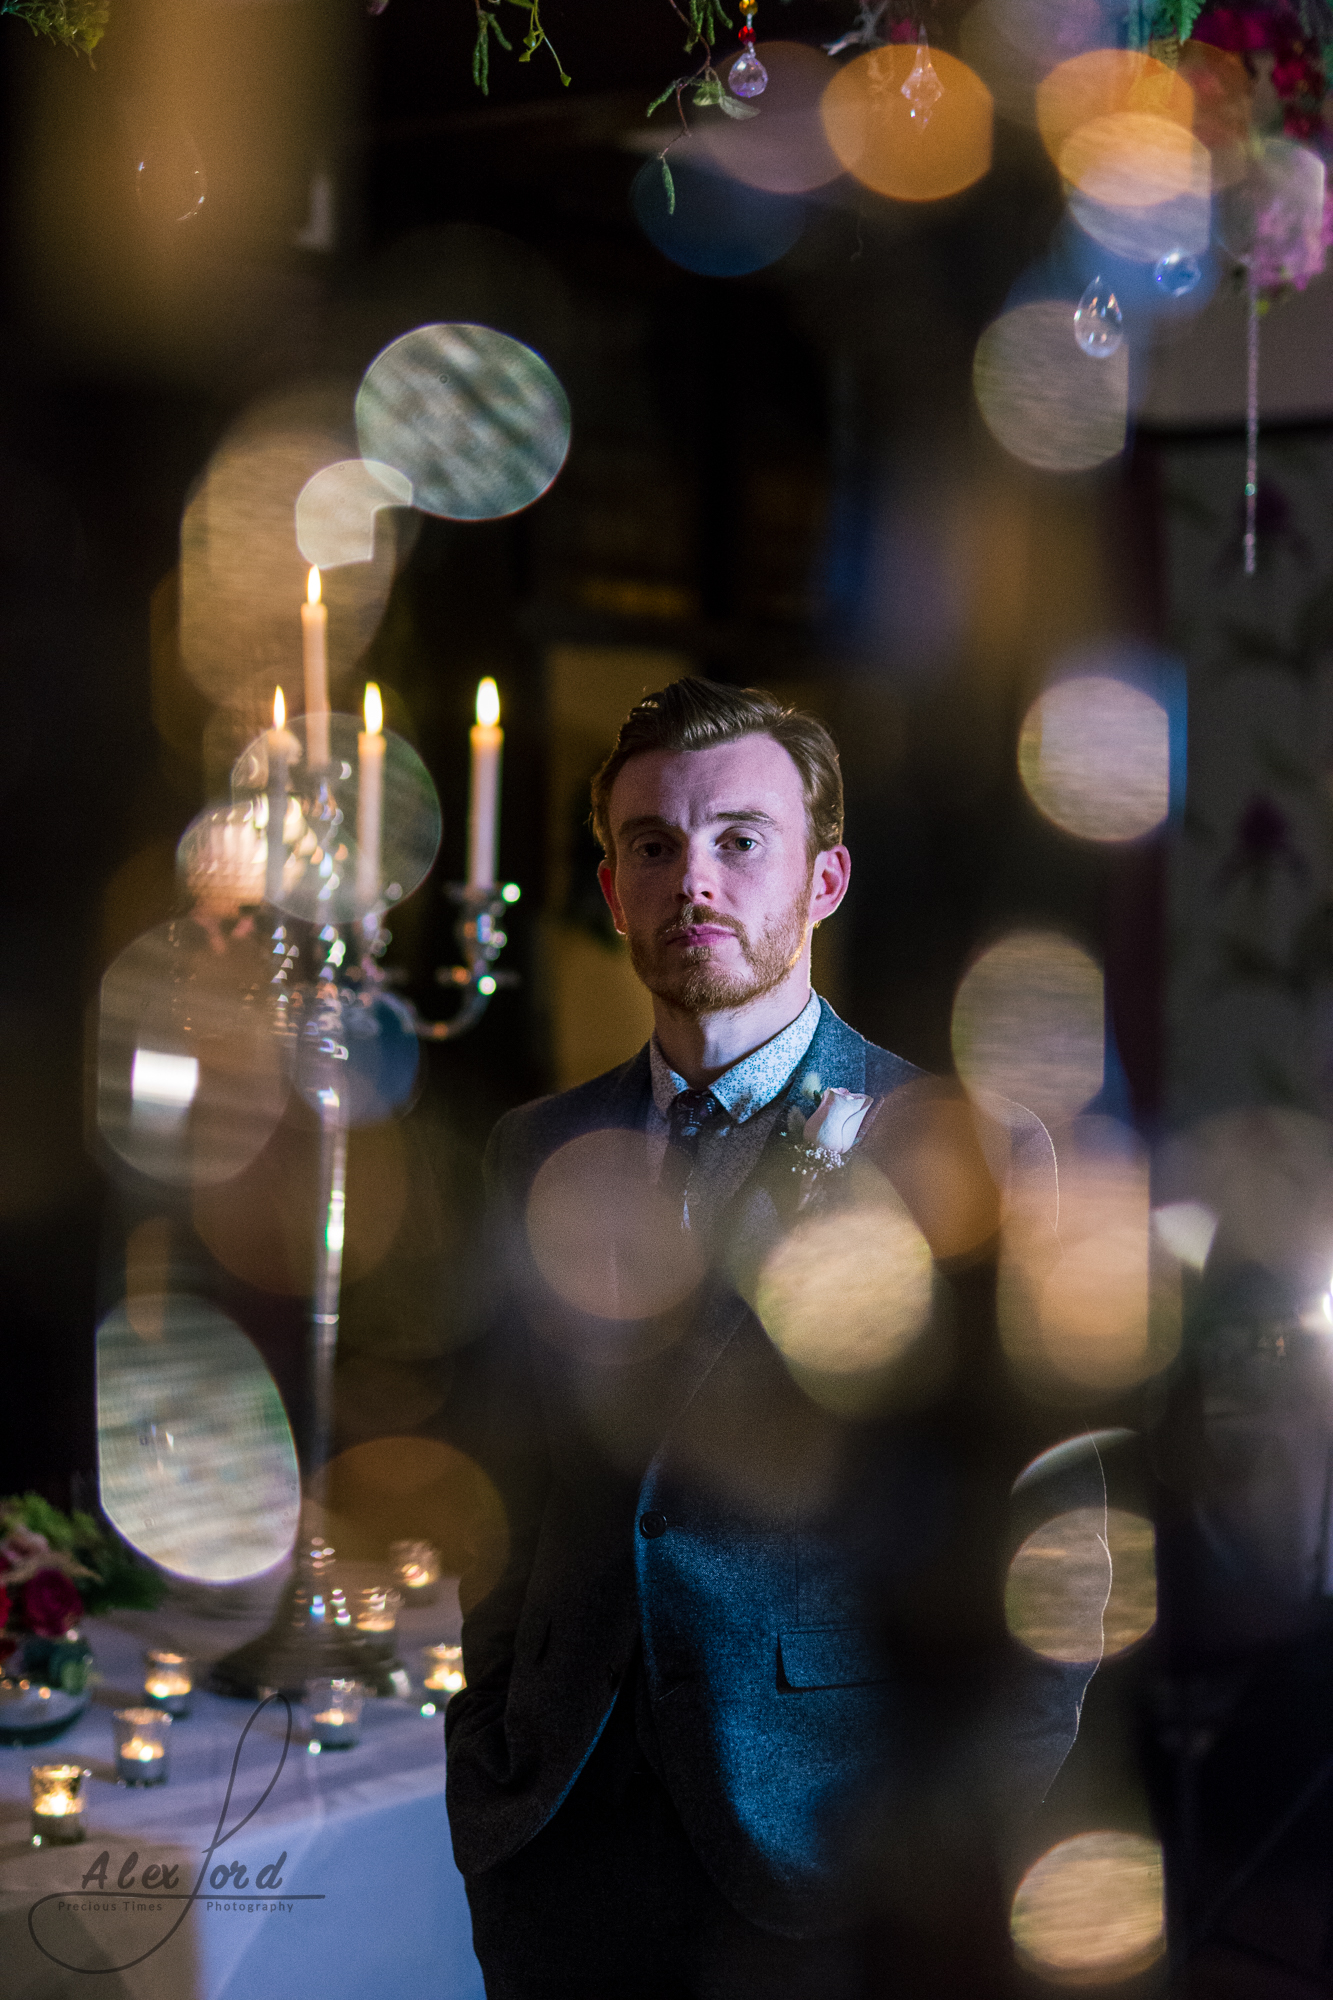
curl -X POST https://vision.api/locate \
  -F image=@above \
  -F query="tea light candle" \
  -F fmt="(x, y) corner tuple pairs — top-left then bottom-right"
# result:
(143, 1649), (193, 1718)
(113, 1707), (171, 1785)
(353, 1586), (402, 1637)
(30, 1763), (89, 1846)
(305, 1678), (364, 1749)
(390, 1540), (441, 1605)
(422, 1644), (466, 1695)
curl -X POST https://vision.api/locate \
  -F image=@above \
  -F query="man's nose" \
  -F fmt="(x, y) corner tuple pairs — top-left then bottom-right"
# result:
(678, 840), (716, 904)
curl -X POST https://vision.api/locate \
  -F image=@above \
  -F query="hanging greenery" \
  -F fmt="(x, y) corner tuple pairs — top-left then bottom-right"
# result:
(2, 0), (108, 55)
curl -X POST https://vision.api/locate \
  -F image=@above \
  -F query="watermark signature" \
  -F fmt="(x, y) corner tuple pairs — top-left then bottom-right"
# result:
(27, 1694), (325, 1974)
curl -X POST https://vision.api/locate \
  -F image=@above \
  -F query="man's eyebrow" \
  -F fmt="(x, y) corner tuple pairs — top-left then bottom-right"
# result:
(614, 808), (779, 837)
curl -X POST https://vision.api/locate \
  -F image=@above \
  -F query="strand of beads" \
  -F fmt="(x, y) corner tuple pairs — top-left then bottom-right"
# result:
(729, 0), (767, 97)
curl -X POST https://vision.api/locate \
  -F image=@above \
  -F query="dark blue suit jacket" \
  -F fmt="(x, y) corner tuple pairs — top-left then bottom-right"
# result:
(445, 999), (1064, 1937)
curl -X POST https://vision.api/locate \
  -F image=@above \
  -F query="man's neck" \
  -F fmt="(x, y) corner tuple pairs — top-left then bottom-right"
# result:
(651, 973), (814, 1089)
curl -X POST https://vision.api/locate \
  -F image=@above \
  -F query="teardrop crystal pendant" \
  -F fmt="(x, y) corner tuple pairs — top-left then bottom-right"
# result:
(1153, 249), (1202, 297)
(729, 48), (768, 97)
(901, 44), (943, 125)
(1073, 277), (1123, 358)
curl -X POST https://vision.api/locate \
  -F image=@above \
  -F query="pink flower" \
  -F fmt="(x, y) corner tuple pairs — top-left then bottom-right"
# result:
(0, 1528), (50, 1572)
(21, 1569), (83, 1639)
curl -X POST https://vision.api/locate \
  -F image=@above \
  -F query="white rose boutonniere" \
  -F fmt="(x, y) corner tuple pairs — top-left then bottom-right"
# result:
(784, 1087), (876, 1207)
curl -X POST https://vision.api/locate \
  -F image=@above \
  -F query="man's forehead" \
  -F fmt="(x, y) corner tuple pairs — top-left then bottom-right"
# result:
(608, 736), (804, 827)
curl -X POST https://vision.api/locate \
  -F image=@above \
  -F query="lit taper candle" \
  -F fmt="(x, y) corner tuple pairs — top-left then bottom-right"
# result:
(356, 682), (385, 910)
(468, 678), (502, 889)
(265, 687), (296, 908)
(302, 567), (330, 769)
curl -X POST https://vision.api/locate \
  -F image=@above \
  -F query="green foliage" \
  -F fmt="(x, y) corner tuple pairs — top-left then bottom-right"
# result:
(2, 0), (108, 56)
(0, 1492), (166, 1618)
(1162, 0), (1207, 40)
(472, 2), (513, 93)
(661, 157), (676, 214)
(505, 0), (570, 86)
(677, 0), (733, 52)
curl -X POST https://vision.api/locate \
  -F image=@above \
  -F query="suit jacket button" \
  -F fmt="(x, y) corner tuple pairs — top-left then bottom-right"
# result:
(639, 1511), (668, 1539)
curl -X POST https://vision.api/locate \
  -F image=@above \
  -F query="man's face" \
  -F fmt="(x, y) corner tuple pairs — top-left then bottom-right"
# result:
(598, 733), (848, 1015)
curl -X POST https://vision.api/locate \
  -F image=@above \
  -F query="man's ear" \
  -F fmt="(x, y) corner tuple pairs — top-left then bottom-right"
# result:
(809, 846), (851, 927)
(598, 859), (626, 935)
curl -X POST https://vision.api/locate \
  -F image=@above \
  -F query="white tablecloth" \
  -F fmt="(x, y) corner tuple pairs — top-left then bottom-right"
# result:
(0, 1598), (485, 2000)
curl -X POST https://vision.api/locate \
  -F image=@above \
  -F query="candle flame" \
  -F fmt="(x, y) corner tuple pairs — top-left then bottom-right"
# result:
(364, 683), (383, 735)
(476, 677), (500, 729)
(273, 687), (285, 729)
(307, 567), (321, 607)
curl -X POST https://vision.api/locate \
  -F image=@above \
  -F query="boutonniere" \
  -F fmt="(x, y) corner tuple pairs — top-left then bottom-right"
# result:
(783, 1087), (875, 1204)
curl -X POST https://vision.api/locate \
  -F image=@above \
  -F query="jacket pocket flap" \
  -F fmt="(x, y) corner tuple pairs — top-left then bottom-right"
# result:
(779, 1626), (889, 1688)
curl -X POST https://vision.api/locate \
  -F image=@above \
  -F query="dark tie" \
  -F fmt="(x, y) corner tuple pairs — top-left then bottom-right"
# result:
(660, 1087), (720, 1226)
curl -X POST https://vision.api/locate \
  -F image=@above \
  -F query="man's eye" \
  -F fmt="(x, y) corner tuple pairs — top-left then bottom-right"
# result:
(636, 839), (667, 859)
(729, 836), (758, 852)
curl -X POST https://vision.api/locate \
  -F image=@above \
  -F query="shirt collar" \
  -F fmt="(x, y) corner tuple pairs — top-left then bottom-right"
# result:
(649, 991), (822, 1124)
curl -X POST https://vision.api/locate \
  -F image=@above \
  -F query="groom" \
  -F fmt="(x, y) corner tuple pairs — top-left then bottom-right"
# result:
(445, 677), (1057, 1998)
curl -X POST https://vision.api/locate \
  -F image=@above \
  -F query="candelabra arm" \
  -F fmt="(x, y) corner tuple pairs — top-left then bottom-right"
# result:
(393, 882), (520, 1043)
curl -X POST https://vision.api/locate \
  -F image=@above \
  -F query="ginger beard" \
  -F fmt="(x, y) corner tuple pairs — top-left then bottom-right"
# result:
(626, 868), (815, 1015)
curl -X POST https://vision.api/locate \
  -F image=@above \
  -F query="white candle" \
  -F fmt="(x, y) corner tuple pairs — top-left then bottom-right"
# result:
(302, 567), (330, 769)
(468, 678), (503, 889)
(266, 688), (294, 908)
(356, 682), (385, 910)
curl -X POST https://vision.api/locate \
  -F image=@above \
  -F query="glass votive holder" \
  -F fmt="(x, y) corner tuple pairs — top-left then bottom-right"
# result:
(113, 1707), (171, 1785)
(353, 1585), (402, 1638)
(421, 1644), (466, 1695)
(143, 1649), (193, 1718)
(30, 1763), (89, 1846)
(390, 1539), (441, 1606)
(305, 1678), (365, 1750)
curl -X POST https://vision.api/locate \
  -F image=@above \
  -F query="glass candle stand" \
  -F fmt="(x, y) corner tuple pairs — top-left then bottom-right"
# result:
(305, 1678), (365, 1749)
(30, 1763), (89, 1846)
(113, 1708), (171, 1785)
(143, 1649), (193, 1718)
(352, 1585), (402, 1638)
(421, 1644), (466, 1696)
(390, 1540), (441, 1606)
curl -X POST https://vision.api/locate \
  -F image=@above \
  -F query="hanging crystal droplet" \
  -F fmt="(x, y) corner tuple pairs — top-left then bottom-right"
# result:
(901, 45), (944, 125)
(1073, 277), (1123, 357)
(1153, 250), (1202, 297)
(729, 48), (768, 97)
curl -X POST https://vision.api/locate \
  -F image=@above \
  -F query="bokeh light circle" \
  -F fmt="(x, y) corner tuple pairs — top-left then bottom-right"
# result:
(1006, 1505), (1157, 1663)
(98, 920), (289, 1187)
(973, 301), (1127, 473)
(820, 45), (993, 202)
(295, 458), (413, 569)
(693, 43), (843, 193)
(1059, 111), (1208, 210)
(1036, 50), (1193, 172)
(231, 711), (442, 925)
(526, 1130), (705, 1324)
(355, 323), (571, 521)
(1019, 675), (1171, 842)
(952, 931), (1103, 1128)
(97, 1295), (300, 1582)
(631, 157), (804, 276)
(1010, 1832), (1165, 1984)
(754, 1168), (934, 1385)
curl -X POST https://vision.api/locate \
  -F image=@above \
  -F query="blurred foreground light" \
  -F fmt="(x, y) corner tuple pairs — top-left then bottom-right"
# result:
(1018, 676), (1170, 842)
(1010, 1832), (1165, 1984)
(355, 323), (570, 522)
(1036, 50), (1193, 172)
(1006, 1504), (1156, 1663)
(631, 158), (804, 276)
(752, 1163), (935, 1406)
(820, 45), (993, 202)
(97, 1295), (299, 1581)
(1059, 112), (1208, 211)
(1156, 1108), (1333, 1292)
(527, 1130), (705, 1328)
(1152, 1200), (1217, 1273)
(313, 1436), (508, 1590)
(959, 0), (1109, 126)
(1067, 179), (1211, 265)
(694, 43), (843, 193)
(176, 804), (268, 912)
(952, 931), (1103, 1128)
(295, 459), (413, 570)
(99, 921), (289, 1187)
(1001, 1119), (1183, 1396)
(973, 302), (1127, 473)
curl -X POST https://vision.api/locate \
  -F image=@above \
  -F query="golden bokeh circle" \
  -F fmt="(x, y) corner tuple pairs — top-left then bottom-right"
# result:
(1011, 1832), (1165, 1984)
(820, 46), (993, 203)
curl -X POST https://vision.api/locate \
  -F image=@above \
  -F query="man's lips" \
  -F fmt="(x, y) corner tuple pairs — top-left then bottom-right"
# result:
(664, 924), (737, 947)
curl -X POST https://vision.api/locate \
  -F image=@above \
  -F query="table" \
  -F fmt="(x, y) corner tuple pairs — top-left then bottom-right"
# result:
(0, 1594), (485, 2000)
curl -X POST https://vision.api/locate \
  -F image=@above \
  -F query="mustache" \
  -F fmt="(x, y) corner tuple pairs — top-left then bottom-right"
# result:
(658, 907), (745, 945)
